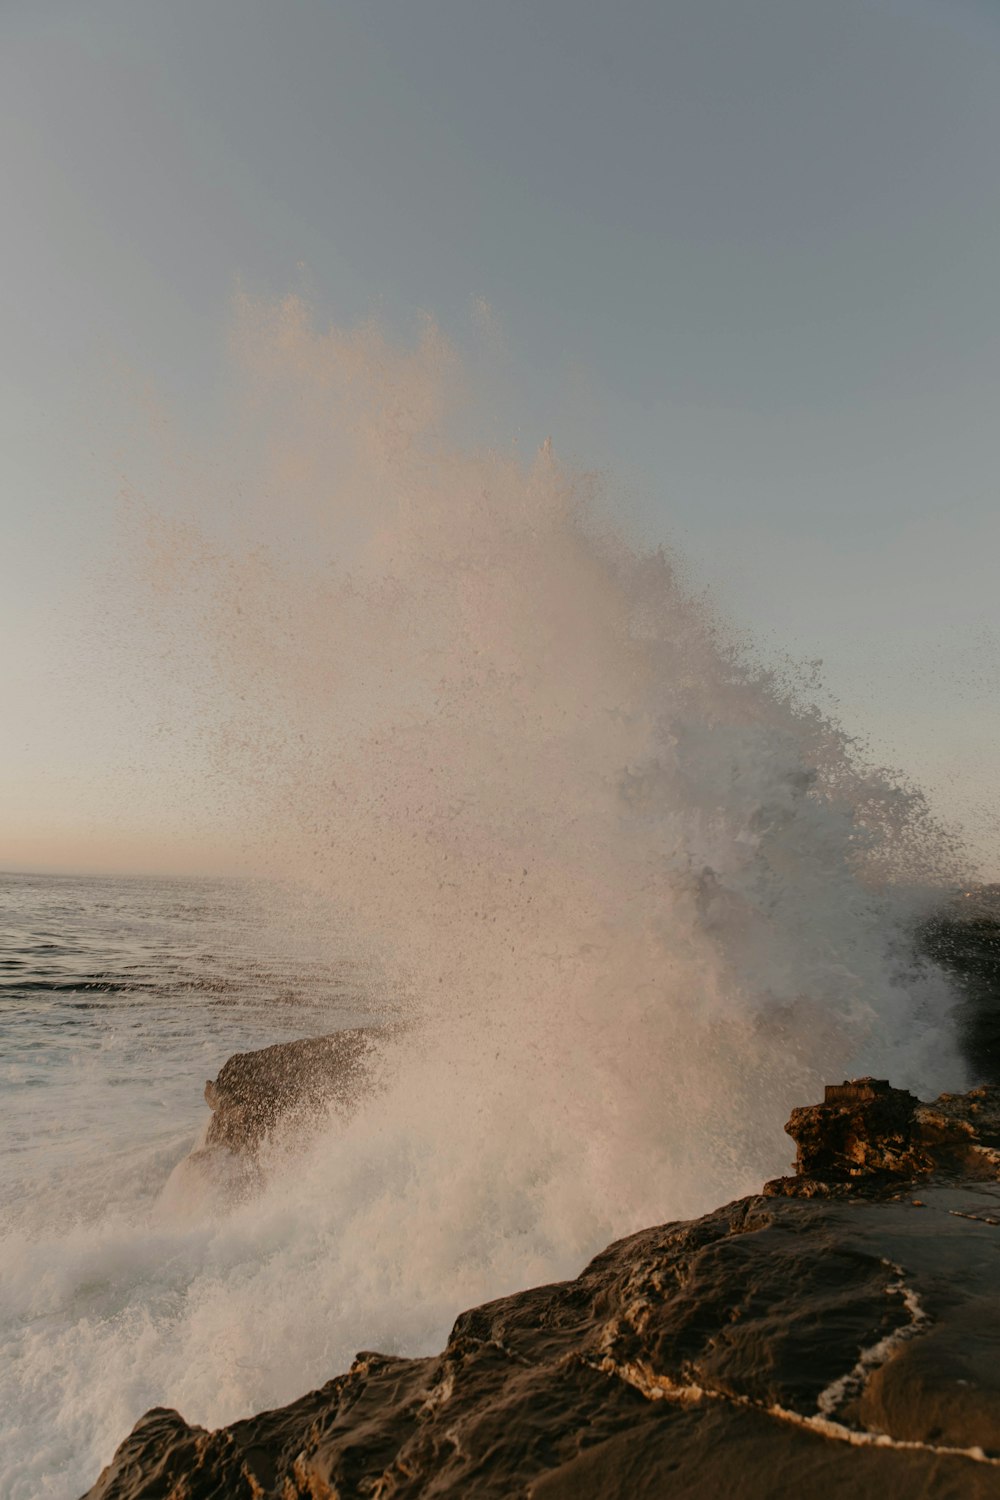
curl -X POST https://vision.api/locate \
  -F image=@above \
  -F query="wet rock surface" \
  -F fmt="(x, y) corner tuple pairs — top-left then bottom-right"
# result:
(84, 1081), (1000, 1499)
(169, 1027), (390, 1200)
(202, 1027), (384, 1156)
(764, 1077), (1000, 1197)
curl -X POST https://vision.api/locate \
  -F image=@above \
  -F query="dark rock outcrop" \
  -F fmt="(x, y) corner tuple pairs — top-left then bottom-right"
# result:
(85, 1082), (1000, 1499)
(919, 886), (1000, 1084)
(764, 1076), (1000, 1197)
(202, 1028), (384, 1157)
(161, 1027), (392, 1206)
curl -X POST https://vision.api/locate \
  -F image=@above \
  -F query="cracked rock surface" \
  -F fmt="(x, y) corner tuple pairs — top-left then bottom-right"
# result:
(82, 1169), (1000, 1497)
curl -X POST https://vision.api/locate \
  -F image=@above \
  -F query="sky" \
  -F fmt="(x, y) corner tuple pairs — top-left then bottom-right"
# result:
(1, 0), (999, 876)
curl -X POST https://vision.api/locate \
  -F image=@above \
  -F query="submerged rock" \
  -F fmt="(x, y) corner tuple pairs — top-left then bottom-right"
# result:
(84, 1082), (1000, 1499)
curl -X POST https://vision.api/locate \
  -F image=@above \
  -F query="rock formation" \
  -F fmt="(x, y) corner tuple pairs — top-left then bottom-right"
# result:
(84, 1079), (1000, 1499)
(764, 1076), (1000, 1197)
(168, 1027), (389, 1201)
(202, 1027), (384, 1156)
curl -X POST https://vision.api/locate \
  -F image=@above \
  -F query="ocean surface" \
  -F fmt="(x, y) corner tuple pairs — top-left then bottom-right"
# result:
(0, 871), (390, 1500)
(1, 872), (372, 1226)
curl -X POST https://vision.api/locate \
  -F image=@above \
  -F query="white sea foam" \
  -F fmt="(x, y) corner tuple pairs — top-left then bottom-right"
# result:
(0, 302), (969, 1498)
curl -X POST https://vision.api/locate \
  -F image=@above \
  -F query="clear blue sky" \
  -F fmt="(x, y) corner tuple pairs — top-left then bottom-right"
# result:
(2, 0), (998, 873)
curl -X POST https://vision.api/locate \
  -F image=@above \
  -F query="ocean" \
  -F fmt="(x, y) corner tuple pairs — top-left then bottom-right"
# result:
(0, 872), (374, 1221)
(0, 870), (378, 1498)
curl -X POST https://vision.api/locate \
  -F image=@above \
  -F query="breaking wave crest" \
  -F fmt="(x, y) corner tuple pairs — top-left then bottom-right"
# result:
(0, 300), (968, 1498)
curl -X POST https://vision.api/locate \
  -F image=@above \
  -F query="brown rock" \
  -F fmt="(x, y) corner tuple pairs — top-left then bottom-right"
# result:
(764, 1078), (1000, 1197)
(202, 1027), (385, 1156)
(82, 1084), (1000, 1499)
(162, 1027), (395, 1207)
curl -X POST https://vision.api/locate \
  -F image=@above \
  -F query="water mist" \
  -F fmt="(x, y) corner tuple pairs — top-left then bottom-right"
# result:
(0, 299), (967, 1499)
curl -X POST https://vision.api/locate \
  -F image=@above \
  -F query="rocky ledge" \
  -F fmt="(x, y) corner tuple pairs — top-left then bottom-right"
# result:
(764, 1076), (1000, 1197)
(85, 1079), (1000, 1499)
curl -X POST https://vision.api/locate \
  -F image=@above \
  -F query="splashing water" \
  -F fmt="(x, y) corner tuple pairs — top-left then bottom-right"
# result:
(0, 301), (969, 1498)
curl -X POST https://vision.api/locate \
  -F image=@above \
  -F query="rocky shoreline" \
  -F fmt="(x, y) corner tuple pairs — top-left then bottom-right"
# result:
(83, 1073), (1000, 1499)
(80, 900), (1000, 1496)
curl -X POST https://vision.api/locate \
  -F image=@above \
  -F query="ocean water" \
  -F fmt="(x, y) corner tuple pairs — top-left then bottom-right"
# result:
(1, 305), (976, 1497)
(1, 872), (370, 1227)
(0, 871), (379, 1499)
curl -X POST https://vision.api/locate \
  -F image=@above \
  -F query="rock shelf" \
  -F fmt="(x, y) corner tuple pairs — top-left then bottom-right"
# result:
(83, 1075), (1000, 1499)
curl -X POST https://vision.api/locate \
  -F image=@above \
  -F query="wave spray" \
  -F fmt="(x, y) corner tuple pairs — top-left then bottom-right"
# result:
(0, 300), (966, 1498)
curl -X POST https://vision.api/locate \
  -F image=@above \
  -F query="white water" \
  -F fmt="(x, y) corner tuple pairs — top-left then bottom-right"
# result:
(0, 302), (969, 1498)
